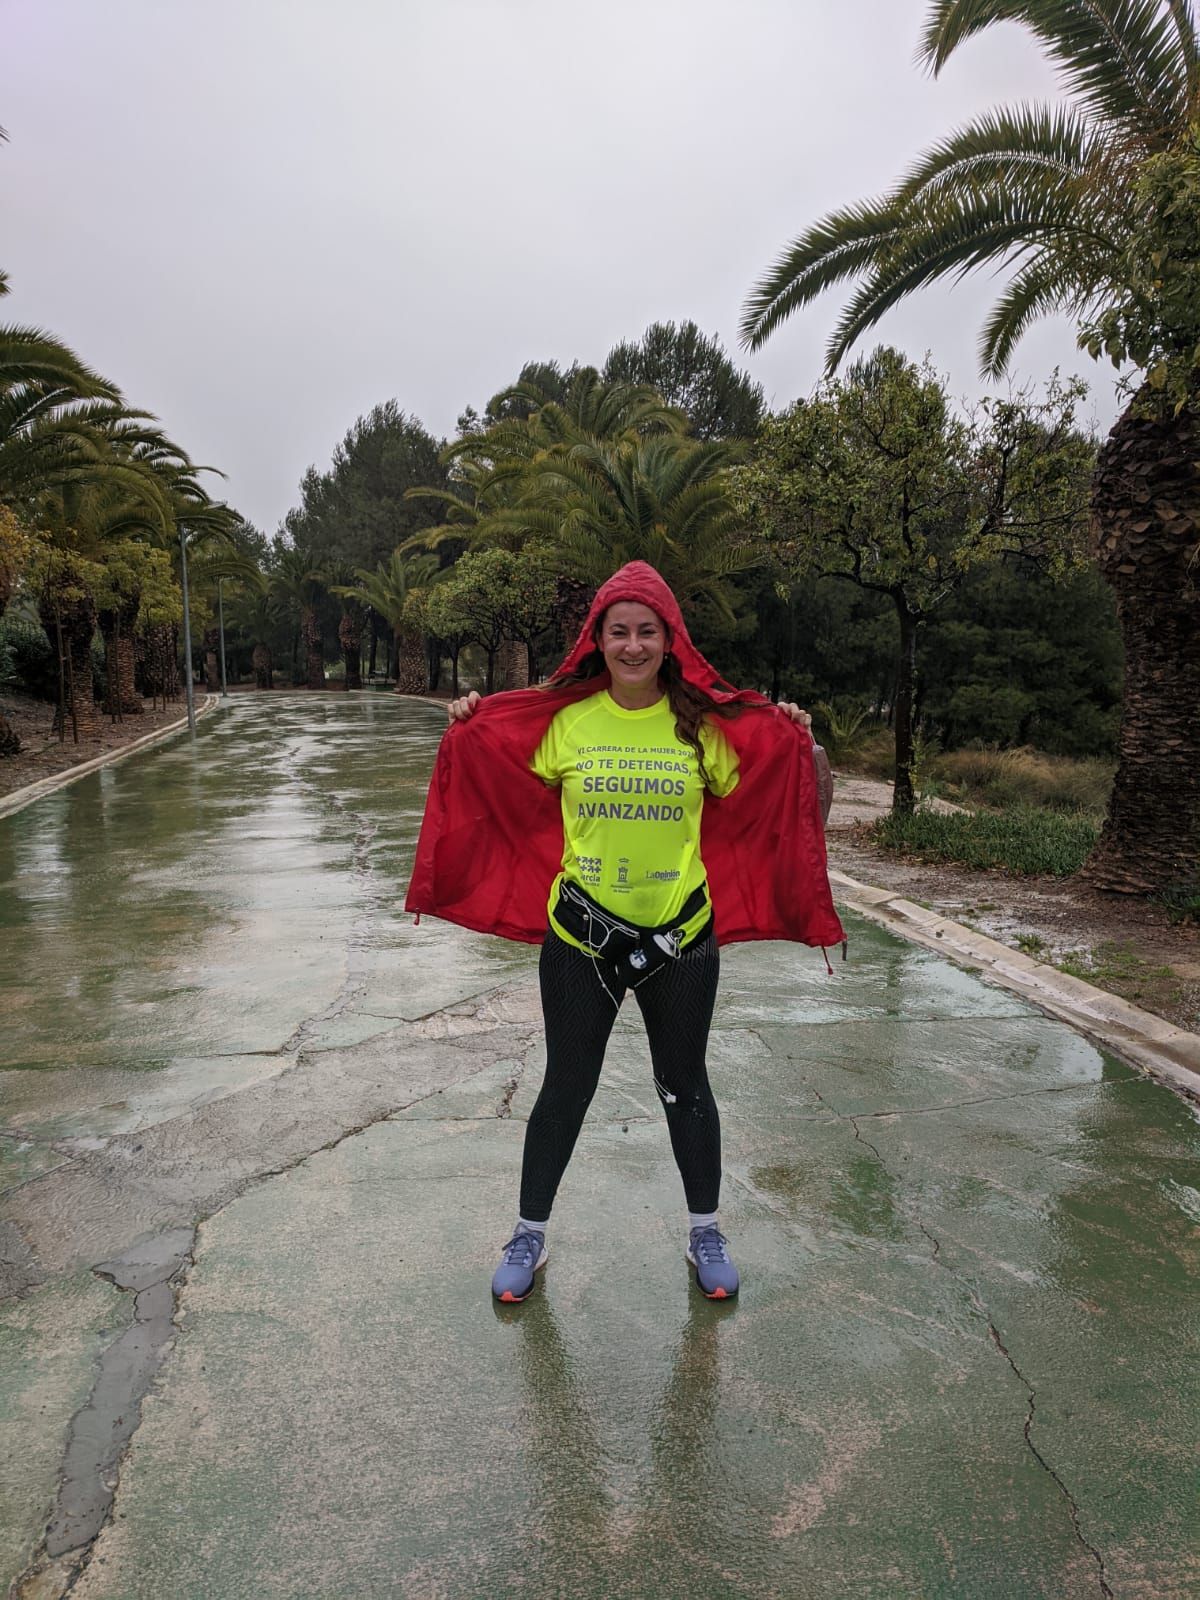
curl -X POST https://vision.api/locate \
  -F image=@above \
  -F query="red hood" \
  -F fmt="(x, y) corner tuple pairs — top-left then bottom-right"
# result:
(558, 561), (749, 701)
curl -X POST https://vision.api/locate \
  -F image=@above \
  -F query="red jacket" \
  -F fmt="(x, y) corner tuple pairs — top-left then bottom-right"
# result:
(405, 562), (845, 952)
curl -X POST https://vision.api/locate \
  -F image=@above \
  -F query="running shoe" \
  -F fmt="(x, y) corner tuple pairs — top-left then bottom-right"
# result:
(687, 1225), (739, 1299)
(491, 1229), (548, 1303)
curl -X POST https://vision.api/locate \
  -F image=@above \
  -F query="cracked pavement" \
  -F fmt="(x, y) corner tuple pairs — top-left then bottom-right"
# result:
(2, 695), (1198, 1598)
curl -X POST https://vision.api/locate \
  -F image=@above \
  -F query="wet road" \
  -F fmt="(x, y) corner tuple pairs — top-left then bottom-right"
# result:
(2, 696), (1198, 1599)
(0, 694), (528, 1172)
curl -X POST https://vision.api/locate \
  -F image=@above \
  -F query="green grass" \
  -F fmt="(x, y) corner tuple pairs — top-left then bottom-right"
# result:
(836, 736), (1114, 814)
(1056, 942), (1182, 1006)
(931, 746), (1113, 813)
(871, 804), (1099, 878)
(1154, 882), (1200, 925)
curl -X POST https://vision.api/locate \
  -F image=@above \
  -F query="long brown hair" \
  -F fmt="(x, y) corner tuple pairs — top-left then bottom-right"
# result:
(546, 618), (744, 788)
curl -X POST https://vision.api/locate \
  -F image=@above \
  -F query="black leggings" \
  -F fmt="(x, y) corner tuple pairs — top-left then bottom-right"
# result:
(519, 927), (722, 1222)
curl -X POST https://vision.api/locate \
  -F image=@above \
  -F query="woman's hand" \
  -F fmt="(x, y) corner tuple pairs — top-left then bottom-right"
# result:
(778, 702), (813, 730)
(447, 691), (482, 723)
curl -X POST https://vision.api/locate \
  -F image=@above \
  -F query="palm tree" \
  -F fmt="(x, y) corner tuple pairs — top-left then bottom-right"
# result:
(513, 433), (761, 618)
(334, 551), (436, 694)
(742, 0), (1200, 896)
(225, 582), (280, 690)
(323, 561), (365, 688)
(270, 549), (327, 689)
(0, 505), (32, 753)
(407, 371), (685, 557)
(26, 420), (190, 738)
(0, 328), (130, 505)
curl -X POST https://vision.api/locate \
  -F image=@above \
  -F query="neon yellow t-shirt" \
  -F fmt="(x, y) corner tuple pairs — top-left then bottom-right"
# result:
(529, 690), (739, 951)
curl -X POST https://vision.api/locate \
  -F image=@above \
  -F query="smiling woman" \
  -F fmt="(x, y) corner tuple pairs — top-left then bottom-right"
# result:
(599, 601), (667, 707)
(407, 559), (843, 1305)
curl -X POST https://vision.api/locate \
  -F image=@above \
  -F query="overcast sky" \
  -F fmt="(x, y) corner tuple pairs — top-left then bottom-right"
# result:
(4, 1), (1118, 534)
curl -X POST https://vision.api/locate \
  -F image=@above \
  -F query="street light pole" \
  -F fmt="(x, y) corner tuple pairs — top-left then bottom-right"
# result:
(178, 524), (196, 732)
(217, 576), (229, 697)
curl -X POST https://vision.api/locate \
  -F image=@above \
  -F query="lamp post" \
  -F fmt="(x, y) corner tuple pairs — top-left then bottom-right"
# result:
(178, 524), (196, 732)
(217, 576), (229, 697)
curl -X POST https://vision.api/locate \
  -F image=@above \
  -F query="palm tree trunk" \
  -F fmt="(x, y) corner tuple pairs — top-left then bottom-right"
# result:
(1082, 390), (1200, 894)
(553, 574), (594, 652)
(891, 596), (919, 815)
(203, 626), (221, 693)
(140, 624), (176, 706)
(252, 641), (273, 689)
(394, 625), (426, 695)
(302, 607), (325, 690)
(114, 632), (142, 714)
(0, 570), (18, 752)
(497, 636), (529, 689)
(40, 587), (101, 741)
(339, 609), (362, 690)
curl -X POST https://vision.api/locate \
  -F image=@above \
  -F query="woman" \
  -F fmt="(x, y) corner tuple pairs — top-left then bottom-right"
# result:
(406, 561), (843, 1302)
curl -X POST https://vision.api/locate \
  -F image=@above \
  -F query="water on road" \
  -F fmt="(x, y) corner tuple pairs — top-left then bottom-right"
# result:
(0, 695), (528, 1167)
(2, 695), (1197, 1599)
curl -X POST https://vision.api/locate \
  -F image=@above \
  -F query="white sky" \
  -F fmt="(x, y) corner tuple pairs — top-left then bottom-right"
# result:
(3, 0), (1121, 533)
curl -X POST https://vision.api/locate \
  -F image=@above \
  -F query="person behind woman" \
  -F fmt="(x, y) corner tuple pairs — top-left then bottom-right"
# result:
(406, 561), (843, 1302)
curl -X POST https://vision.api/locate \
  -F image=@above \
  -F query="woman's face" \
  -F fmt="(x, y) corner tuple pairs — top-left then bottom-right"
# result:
(598, 601), (668, 696)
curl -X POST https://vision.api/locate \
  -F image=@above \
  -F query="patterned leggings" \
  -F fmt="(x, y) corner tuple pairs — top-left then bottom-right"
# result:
(519, 927), (722, 1222)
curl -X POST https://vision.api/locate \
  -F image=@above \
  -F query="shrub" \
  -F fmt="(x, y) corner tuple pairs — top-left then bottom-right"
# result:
(835, 724), (895, 779)
(1155, 882), (1200, 925)
(813, 698), (872, 757)
(871, 805), (1098, 877)
(930, 746), (1112, 815)
(0, 614), (56, 700)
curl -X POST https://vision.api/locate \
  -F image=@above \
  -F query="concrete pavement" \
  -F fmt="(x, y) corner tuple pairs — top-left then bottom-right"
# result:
(3, 697), (1198, 1598)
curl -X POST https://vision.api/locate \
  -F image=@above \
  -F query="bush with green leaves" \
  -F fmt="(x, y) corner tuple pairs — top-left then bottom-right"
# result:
(0, 612), (55, 700)
(1154, 881), (1200, 925)
(872, 805), (1099, 877)
(931, 747), (1113, 814)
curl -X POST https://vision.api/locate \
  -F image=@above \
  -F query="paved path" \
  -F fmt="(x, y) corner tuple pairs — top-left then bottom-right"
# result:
(2, 697), (1197, 1598)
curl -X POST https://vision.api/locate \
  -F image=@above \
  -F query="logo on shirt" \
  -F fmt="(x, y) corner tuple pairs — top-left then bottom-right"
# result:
(574, 852), (602, 885)
(616, 858), (629, 885)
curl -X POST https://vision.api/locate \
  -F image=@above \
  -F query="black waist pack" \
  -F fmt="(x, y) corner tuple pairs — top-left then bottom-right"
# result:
(554, 878), (710, 978)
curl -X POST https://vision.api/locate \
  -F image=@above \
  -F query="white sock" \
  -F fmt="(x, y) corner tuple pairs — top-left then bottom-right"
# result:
(688, 1211), (719, 1234)
(517, 1216), (546, 1238)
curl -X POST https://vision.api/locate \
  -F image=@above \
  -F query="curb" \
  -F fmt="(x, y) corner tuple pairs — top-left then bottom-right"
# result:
(830, 868), (1200, 1102)
(0, 695), (219, 821)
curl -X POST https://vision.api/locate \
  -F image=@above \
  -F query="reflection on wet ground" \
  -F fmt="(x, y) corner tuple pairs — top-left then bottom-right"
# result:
(2, 695), (1198, 1598)
(0, 695), (531, 1159)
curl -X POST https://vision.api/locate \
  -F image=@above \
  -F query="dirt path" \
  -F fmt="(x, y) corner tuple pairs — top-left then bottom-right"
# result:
(828, 773), (1200, 1033)
(0, 690), (195, 799)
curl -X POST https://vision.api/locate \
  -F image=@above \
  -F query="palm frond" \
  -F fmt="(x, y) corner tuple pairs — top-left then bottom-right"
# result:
(1162, 0), (1200, 84)
(977, 251), (1085, 373)
(892, 102), (1100, 205)
(740, 197), (907, 350)
(917, 0), (1188, 145)
(827, 176), (1121, 369)
(0, 326), (121, 401)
